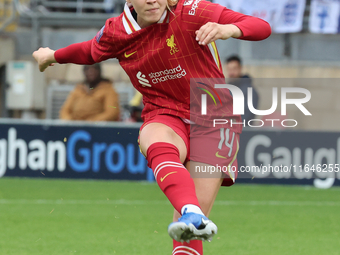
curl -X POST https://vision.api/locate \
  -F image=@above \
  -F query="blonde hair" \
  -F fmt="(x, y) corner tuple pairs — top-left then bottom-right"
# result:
(167, 0), (178, 7)
(167, 0), (178, 14)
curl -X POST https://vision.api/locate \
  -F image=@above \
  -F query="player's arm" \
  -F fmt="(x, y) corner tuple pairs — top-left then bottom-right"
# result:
(195, 23), (242, 46)
(32, 40), (95, 72)
(217, 8), (272, 41)
(33, 20), (116, 72)
(195, 4), (271, 46)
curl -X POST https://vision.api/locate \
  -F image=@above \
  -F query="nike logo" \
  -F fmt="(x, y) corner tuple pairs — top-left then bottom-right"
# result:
(124, 51), (137, 58)
(160, 171), (177, 182)
(215, 151), (227, 159)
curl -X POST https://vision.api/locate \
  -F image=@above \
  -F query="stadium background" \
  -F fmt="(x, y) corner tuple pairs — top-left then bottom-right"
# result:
(0, 0), (340, 254)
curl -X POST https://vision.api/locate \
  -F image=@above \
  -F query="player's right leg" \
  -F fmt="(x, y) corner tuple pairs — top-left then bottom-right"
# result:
(139, 115), (219, 244)
(139, 116), (204, 224)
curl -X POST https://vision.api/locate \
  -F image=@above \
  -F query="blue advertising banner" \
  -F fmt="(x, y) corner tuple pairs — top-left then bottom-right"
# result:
(0, 120), (154, 182)
(0, 120), (339, 188)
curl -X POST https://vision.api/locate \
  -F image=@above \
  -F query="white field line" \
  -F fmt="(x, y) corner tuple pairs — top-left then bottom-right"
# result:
(0, 199), (339, 207)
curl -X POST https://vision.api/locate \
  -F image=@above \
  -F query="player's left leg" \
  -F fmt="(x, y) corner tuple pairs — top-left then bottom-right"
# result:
(172, 162), (223, 255)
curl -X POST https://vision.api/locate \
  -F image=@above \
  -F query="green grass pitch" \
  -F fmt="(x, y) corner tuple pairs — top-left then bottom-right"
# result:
(0, 177), (339, 255)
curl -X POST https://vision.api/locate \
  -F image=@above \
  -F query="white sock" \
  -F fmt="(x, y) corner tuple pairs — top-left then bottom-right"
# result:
(181, 204), (205, 216)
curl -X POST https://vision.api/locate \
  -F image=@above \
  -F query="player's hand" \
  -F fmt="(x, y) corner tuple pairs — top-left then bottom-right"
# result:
(195, 22), (242, 46)
(32, 47), (57, 72)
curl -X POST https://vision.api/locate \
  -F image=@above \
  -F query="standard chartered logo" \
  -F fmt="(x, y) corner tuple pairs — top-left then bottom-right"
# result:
(137, 65), (187, 87)
(148, 65), (187, 84)
(136, 71), (151, 87)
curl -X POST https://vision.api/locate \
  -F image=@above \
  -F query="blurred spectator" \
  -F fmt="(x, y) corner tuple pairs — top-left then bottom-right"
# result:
(225, 55), (259, 123)
(128, 91), (143, 122)
(59, 63), (120, 121)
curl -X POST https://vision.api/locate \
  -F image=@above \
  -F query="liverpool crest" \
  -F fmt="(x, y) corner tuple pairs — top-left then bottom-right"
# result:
(166, 34), (179, 55)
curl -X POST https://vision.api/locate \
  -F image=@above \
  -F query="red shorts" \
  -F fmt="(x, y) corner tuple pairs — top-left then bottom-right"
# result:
(139, 114), (239, 186)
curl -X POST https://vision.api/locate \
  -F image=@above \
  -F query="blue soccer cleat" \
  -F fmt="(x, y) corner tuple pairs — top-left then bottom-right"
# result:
(168, 210), (218, 243)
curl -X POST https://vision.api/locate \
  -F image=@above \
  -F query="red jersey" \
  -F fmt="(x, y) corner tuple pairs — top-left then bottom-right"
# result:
(55, 0), (271, 133)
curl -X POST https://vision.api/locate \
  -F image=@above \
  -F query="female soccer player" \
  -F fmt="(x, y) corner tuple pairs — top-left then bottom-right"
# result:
(33, 0), (271, 253)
